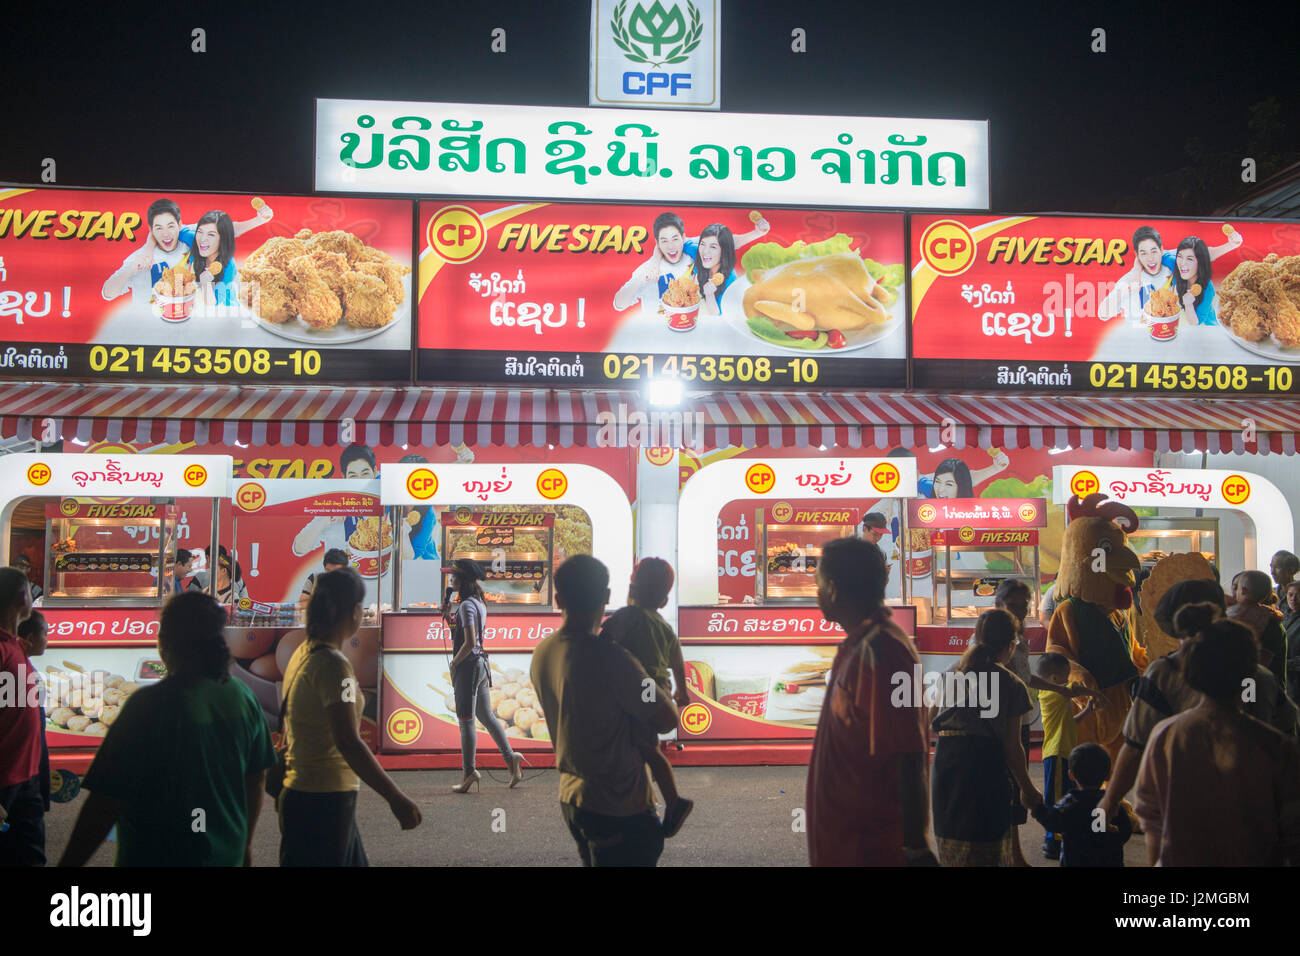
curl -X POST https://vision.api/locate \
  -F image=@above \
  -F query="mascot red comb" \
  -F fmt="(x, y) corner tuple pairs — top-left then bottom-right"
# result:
(1045, 493), (1146, 762)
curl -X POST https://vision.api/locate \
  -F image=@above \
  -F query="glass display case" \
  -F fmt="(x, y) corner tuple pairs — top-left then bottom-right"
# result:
(927, 528), (1041, 625)
(43, 500), (177, 606)
(756, 506), (860, 605)
(1127, 517), (1219, 570)
(442, 510), (554, 608)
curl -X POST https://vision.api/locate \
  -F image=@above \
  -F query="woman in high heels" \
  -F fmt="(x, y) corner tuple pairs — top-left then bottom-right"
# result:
(444, 559), (525, 792)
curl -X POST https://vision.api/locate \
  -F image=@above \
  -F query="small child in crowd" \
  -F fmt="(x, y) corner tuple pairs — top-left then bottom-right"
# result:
(1035, 652), (1094, 859)
(1032, 742), (1132, 866)
(600, 558), (694, 837)
(1228, 570), (1287, 688)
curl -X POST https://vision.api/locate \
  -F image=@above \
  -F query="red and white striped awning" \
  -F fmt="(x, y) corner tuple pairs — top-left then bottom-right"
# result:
(0, 383), (1296, 453)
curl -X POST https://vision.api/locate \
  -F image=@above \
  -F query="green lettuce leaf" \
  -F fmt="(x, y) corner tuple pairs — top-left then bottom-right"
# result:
(746, 314), (827, 350)
(865, 259), (905, 288)
(741, 234), (855, 274)
(981, 475), (1052, 499)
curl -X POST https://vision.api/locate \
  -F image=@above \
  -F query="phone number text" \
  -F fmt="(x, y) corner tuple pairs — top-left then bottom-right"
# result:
(1088, 363), (1295, 393)
(601, 353), (821, 384)
(89, 345), (323, 377)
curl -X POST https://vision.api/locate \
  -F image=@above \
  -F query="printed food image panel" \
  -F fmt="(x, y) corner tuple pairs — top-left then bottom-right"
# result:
(382, 652), (551, 751)
(680, 645), (837, 740)
(31, 647), (166, 748)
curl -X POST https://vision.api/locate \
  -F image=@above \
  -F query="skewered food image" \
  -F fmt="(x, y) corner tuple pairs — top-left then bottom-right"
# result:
(238, 229), (410, 330)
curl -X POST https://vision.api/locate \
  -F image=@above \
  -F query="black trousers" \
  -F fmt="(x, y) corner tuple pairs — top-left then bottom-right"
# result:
(562, 803), (664, 867)
(0, 774), (46, 867)
(278, 788), (368, 867)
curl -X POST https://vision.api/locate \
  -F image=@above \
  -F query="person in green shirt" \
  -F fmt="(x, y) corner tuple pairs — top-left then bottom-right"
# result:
(60, 593), (277, 867)
(600, 558), (693, 837)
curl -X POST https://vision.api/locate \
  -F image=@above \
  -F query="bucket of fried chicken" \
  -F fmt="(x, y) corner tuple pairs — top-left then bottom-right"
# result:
(153, 265), (198, 322)
(347, 515), (394, 578)
(1144, 287), (1182, 342)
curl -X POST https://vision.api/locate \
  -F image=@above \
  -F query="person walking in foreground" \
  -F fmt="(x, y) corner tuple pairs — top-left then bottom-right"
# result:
(531, 555), (679, 867)
(443, 559), (523, 793)
(0, 568), (41, 866)
(931, 607), (1042, 866)
(601, 557), (693, 836)
(807, 537), (935, 866)
(279, 568), (421, 866)
(1135, 604), (1300, 866)
(60, 592), (276, 866)
(1032, 742), (1131, 866)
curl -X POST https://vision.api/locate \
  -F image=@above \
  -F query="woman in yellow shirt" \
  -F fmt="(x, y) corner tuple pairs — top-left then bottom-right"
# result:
(279, 568), (422, 865)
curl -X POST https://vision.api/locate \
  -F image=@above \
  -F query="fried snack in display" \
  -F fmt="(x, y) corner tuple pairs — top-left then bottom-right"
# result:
(239, 229), (410, 330)
(238, 266), (297, 323)
(348, 515), (394, 551)
(341, 271), (397, 329)
(1145, 287), (1181, 319)
(662, 274), (701, 307)
(1219, 254), (1300, 348)
(287, 255), (343, 329)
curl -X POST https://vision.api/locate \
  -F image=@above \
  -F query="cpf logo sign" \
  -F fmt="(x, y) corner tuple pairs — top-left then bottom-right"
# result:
(591, 0), (719, 110)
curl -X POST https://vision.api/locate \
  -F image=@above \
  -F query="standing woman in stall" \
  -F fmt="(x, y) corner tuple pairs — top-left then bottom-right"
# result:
(279, 568), (422, 865)
(444, 559), (525, 793)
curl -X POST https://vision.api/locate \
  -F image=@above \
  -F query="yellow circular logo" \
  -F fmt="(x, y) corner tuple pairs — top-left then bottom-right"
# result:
(387, 708), (423, 745)
(453, 505), (473, 524)
(1069, 470), (1100, 498)
(680, 703), (712, 735)
(917, 503), (938, 523)
(870, 461), (902, 494)
(537, 468), (568, 500)
(1018, 503), (1038, 523)
(406, 468), (438, 500)
(919, 219), (978, 277)
(427, 205), (486, 265)
(771, 501), (794, 523)
(183, 463), (208, 488)
(235, 482), (267, 513)
(26, 462), (52, 487)
(744, 462), (776, 495)
(958, 526), (976, 543)
(59, 498), (79, 516)
(1221, 474), (1251, 506)
(645, 447), (674, 467)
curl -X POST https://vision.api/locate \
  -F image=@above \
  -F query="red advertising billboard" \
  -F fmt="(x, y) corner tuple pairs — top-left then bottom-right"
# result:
(417, 201), (906, 389)
(0, 187), (413, 383)
(911, 214), (1300, 394)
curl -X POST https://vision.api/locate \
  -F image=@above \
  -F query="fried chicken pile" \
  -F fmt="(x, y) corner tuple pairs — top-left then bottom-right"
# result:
(1218, 253), (1300, 348)
(237, 229), (410, 330)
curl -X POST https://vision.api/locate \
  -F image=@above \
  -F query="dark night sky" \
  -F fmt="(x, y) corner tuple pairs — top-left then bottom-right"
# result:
(2, 0), (1296, 214)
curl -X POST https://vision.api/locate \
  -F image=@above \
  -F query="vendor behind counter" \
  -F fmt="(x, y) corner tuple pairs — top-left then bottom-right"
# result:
(188, 545), (249, 604)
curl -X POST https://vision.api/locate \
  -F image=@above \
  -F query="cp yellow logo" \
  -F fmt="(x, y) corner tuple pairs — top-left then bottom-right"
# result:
(537, 468), (568, 499)
(453, 505), (473, 524)
(427, 205), (486, 265)
(680, 703), (711, 735)
(406, 468), (438, 500)
(919, 219), (977, 277)
(1221, 474), (1251, 505)
(744, 462), (776, 495)
(771, 501), (794, 523)
(870, 461), (901, 493)
(235, 482), (267, 513)
(958, 526), (976, 543)
(60, 498), (79, 516)
(917, 503), (938, 523)
(1018, 503), (1038, 523)
(644, 447), (675, 467)
(183, 463), (208, 488)
(26, 462), (52, 487)
(1070, 470), (1100, 498)
(387, 708), (423, 745)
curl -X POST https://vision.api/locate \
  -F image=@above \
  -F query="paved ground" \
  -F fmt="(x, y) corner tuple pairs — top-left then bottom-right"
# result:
(44, 760), (1149, 867)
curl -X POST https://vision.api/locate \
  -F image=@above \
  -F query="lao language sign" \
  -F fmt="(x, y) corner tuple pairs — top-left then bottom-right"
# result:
(911, 214), (1300, 394)
(590, 0), (721, 110)
(906, 497), (1047, 529)
(416, 201), (906, 389)
(0, 187), (414, 384)
(315, 99), (989, 210)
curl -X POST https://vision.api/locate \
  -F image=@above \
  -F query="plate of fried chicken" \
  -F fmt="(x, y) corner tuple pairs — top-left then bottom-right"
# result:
(1217, 253), (1300, 361)
(236, 228), (411, 343)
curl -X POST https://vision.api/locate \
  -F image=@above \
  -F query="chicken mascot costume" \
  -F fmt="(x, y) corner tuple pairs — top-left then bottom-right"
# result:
(1046, 493), (1147, 762)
